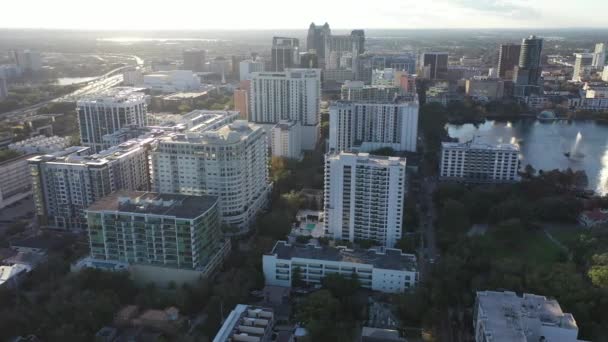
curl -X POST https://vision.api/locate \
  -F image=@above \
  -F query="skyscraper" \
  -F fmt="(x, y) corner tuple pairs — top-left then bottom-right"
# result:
(77, 87), (148, 153)
(271, 37), (299, 72)
(323, 152), (407, 247)
(497, 44), (521, 79)
(325, 30), (365, 71)
(10, 50), (42, 72)
(307, 23), (331, 66)
(419, 52), (448, 79)
(572, 53), (594, 82)
(513, 35), (543, 96)
(183, 49), (206, 72)
(593, 43), (606, 68)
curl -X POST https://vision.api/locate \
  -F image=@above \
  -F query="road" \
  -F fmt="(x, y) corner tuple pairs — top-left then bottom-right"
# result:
(0, 54), (143, 122)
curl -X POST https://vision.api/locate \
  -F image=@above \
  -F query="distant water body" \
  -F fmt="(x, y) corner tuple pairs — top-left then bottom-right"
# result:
(97, 37), (225, 43)
(55, 77), (96, 85)
(447, 119), (608, 195)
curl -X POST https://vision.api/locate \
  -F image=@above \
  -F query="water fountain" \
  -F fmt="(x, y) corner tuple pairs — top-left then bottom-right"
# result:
(565, 132), (585, 159)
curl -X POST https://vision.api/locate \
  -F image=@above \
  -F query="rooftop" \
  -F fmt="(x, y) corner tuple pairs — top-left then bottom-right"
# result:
(213, 304), (274, 342)
(327, 151), (407, 167)
(76, 87), (147, 104)
(442, 141), (520, 152)
(476, 291), (579, 342)
(159, 120), (262, 145)
(269, 241), (417, 272)
(86, 191), (218, 219)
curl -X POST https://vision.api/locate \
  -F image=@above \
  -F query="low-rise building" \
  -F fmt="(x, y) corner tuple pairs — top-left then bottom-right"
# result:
(474, 291), (584, 342)
(440, 141), (520, 183)
(213, 305), (275, 342)
(8, 135), (71, 154)
(0, 153), (35, 210)
(465, 77), (505, 102)
(144, 70), (201, 93)
(263, 241), (418, 293)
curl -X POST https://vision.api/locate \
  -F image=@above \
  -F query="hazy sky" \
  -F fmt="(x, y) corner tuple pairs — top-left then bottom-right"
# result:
(2, 0), (606, 30)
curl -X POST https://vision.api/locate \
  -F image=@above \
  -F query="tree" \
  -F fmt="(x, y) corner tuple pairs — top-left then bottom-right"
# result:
(588, 266), (608, 288)
(439, 199), (470, 233)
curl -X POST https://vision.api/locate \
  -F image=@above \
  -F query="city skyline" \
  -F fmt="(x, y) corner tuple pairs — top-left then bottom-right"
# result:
(2, 0), (608, 30)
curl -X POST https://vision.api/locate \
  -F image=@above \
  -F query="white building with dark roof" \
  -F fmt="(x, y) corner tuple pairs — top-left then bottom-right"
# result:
(263, 241), (418, 293)
(440, 141), (520, 183)
(474, 291), (585, 342)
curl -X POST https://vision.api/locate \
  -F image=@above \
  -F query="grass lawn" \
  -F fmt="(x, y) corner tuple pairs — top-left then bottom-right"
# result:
(544, 223), (585, 247)
(483, 230), (565, 265)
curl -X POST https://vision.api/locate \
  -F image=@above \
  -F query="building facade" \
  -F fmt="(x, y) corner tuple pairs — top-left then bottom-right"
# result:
(183, 49), (206, 72)
(514, 36), (543, 97)
(324, 152), (407, 247)
(497, 44), (521, 79)
(572, 53), (594, 82)
(77, 87), (148, 153)
(250, 69), (321, 150)
(474, 291), (581, 342)
(465, 78), (505, 102)
(263, 241), (418, 293)
(239, 59), (264, 81)
(86, 191), (220, 270)
(593, 42), (606, 68)
(307, 22), (331, 65)
(419, 52), (448, 79)
(440, 141), (520, 183)
(0, 154), (35, 210)
(151, 121), (270, 231)
(271, 37), (299, 72)
(29, 140), (153, 230)
(271, 121), (302, 160)
(340, 81), (401, 102)
(329, 100), (419, 153)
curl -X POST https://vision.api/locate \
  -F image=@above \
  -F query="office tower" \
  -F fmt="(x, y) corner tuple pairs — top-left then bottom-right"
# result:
(419, 52), (448, 79)
(271, 120), (302, 160)
(474, 291), (581, 342)
(325, 30), (365, 70)
(0, 77), (7, 100)
(465, 78), (505, 101)
(239, 59), (264, 81)
(572, 53), (595, 82)
(307, 23), (331, 64)
(10, 50), (42, 72)
(340, 81), (401, 102)
(593, 43), (606, 68)
(440, 141), (520, 183)
(329, 99), (419, 153)
(299, 52), (319, 68)
(513, 35), (543, 96)
(250, 69), (321, 149)
(233, 89), (249, 120)
(77, 87), (148, 153)
(182, 49), (206, 72)
(151, 121), (270, 231)
(497, 44), (521, 79)
(86, 191), (220, 270)
(29, 140), (153, 230)
(271, 37), (299, 72)
(263, 241), (418, 293)
(324, 152), (407, 247)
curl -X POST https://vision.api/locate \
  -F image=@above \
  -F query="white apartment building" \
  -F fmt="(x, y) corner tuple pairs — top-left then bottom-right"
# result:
(29, 139), (153, 230)
(151, 121), (270, 231)
(602, 66), (608, 82)
(213, 305), (275, 342)
(8, 135), (71, 154)
(593, 43), (606, 68)
(474, 291), (584, 342)
(77, 87), (148, 153)
(572, 53), (594, 82)
(329, 100), (419, 153)
(271, 121), (302, 160)
(263, 241), (418, 293)
(250, 68), (321, 150)
(440, 141), (520, 183)
(324, 152), (406, 248)
(239, 59), (264, 81)
(0, 153), (35, 210)
(143, 70), (201, 93)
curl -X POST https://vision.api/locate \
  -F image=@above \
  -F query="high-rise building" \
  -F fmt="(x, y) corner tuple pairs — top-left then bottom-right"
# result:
(419, 52), (448, 79)
(271, 37), (299, 72)
(465, 77), (505, 102)
(29, 140), (154, 230)
(0, 153), (35, 210)
(86, 191), (221, 270)
(474, 291), (581, 342)
(572, 53), (595, 82)
(325, 30), (365, 71)
(340, 81), (401, 102)
(250, 69), (321, 150)
(324, 152), (407, 247)
(271, 120), (302, 160)
(239, 59), (264, 81)
(233, 89), (249, 120)
(440, 141), (520, 183)
(593, 43), (606, 68)
(77, 87), (148, 153)
(497, 44), (521, 79)
(513, 35), (543, 96)
(307, 22), (331, 66)
(299, 52), (319, 69)
(602, 66), (608, 82)
(10, 50), (42, 72)
(182, 49), (206, 72)
(329, 99), (419, 153)
(151, 121), (270, 231)
(0, 77), (7, 100)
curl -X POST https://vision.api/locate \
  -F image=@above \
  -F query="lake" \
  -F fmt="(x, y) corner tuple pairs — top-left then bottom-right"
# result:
(447, 120), (608, 195)
(55, 77), (97, 85)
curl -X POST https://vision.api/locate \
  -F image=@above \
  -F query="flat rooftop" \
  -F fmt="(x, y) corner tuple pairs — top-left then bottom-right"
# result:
(269, 241), (417, 272)
(158, 120), (261, 145)
(442, 141), (520, 152)
(77, 87), (147, 103)
(87, 191), (218, 219)
(476, 291), (579, 342)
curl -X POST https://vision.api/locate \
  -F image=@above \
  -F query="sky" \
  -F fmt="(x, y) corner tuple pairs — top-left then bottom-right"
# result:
(2, 0), (606, 30)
